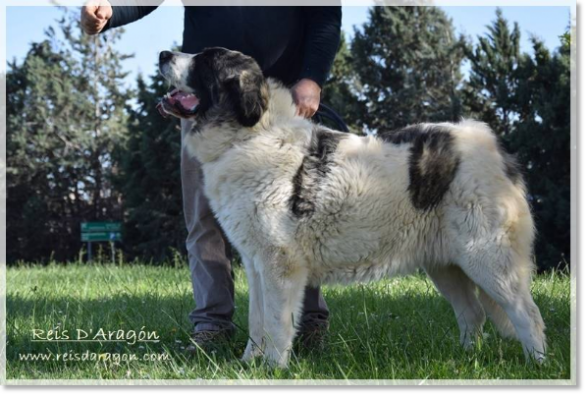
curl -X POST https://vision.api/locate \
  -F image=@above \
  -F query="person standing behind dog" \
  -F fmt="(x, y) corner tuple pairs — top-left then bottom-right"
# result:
(81, 0), (341, 350)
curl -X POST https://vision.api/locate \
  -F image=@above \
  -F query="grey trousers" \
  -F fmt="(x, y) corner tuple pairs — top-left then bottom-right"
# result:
(181, 119), (329, 333)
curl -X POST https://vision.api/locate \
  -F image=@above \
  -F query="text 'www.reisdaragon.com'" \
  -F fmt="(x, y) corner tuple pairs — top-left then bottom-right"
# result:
(18, 350), (171, 363)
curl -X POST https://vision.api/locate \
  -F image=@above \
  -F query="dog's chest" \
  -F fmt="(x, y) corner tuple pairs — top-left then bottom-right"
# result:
(201, 145), (299, 252)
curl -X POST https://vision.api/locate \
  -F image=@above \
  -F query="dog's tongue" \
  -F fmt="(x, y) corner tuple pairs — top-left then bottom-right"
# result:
(171, 89), (199, 110)
(157, 88), (200, 118)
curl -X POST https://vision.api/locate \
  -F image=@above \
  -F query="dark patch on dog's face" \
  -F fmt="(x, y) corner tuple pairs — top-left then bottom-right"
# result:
(290, 127), (346, 218)
(195, 48), (269, 127)
(159, 47), (268, 127)
(380, 125), (460, 211)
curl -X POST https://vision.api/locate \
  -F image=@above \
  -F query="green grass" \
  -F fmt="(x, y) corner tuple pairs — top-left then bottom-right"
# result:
(6, 261), (571, 381)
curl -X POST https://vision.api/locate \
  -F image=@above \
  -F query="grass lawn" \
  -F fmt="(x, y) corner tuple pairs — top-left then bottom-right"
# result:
(6, 261), (572, 382)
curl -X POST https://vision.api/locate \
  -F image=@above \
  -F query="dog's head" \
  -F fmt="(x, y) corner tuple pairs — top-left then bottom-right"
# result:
(158, 47), (268, 127)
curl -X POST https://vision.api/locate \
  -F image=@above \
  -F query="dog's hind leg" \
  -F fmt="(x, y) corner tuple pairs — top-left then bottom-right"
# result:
(426, 265), (486, 349)
(242, 258), (265, 362)
(457, 252), (546, 362)
(259, 251), (308, 368)
(477, 287), (517, 339)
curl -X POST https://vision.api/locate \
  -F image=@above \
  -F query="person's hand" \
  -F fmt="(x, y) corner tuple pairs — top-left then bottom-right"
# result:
(291, 78), (321, 119)
(81, 0), (113, 35)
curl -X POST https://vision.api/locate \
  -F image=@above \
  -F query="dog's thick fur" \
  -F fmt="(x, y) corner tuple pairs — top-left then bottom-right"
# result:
(159, 48), (546, 367)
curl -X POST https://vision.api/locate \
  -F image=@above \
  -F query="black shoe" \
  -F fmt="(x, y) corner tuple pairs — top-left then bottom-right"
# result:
(295, 322), (329, 352)
(186, 328), (233, 354)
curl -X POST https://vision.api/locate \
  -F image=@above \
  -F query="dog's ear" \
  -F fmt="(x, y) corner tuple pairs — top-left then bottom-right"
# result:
(226, 70), (268, 127)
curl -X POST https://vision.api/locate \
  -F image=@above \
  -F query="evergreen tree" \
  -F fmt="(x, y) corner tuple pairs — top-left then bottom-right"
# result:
(6, 10), (131, 262)
(351, 6), (465, 133)
(320, 33), (362, 132)
(464, 10), (570, 270)
(509, 36), (571, 270)
(463, 8), (521, 136)
(112, 70), (185, 262)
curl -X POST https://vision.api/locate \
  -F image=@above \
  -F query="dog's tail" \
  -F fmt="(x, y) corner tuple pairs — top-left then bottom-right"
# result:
(452, 120), (536, 272)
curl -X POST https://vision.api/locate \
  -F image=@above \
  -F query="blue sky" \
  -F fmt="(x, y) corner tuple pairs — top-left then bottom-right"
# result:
(6, 4), (570, 88)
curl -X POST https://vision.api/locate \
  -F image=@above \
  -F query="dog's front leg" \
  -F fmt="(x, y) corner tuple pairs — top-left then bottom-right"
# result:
(242, 260), (265, 362)
(260, 253), (308, 368)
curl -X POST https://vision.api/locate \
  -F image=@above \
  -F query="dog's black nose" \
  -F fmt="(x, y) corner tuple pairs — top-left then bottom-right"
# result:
(159, 51), (173, 64)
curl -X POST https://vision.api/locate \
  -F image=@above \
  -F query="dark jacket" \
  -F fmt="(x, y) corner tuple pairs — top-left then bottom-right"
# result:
(103, 4), (342, 87)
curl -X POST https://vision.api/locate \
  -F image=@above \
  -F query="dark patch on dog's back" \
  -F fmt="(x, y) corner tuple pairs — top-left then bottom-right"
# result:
(379, 125), (460, 211)
(290, 127), (346, 217)
(290, 164), (314, 217)
(378, 125), (428, 145)
(307, 128), (343, 177)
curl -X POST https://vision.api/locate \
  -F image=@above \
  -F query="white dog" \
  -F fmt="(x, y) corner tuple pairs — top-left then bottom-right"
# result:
(158, 47), (546, 368)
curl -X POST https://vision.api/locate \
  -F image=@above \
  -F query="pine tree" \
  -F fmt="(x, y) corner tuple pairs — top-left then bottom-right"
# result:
(320, 33), (362, 132)
(463, 8), (521, 136)
(6, 9), (132, 262)
(350, 6), (465, 133)
(509, 36), (571, 270)
(112, 71), (185, 262)
(464, 9), (571, 270)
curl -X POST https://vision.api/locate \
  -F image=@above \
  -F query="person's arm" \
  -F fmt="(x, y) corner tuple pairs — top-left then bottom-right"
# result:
(102, 1), (162, 32)
(81, 0), (162, 35)
(292, 6), (342, 118)
(299, 6), (342, 88)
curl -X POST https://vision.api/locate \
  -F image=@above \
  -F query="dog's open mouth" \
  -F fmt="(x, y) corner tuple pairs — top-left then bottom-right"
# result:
(157, 88), (200, 118)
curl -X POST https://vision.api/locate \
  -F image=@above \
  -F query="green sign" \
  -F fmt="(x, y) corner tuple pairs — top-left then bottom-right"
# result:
(81, 232), (122, 242)
(82, 222), (122, 262)
(81, 222), (121, 233)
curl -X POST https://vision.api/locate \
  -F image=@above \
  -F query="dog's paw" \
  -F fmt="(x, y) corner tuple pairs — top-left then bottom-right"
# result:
(241, 339), (264, 362)
(459, 330), (483, 351)
(527, 349), (547, 365)
(263, 345), (290, 369)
